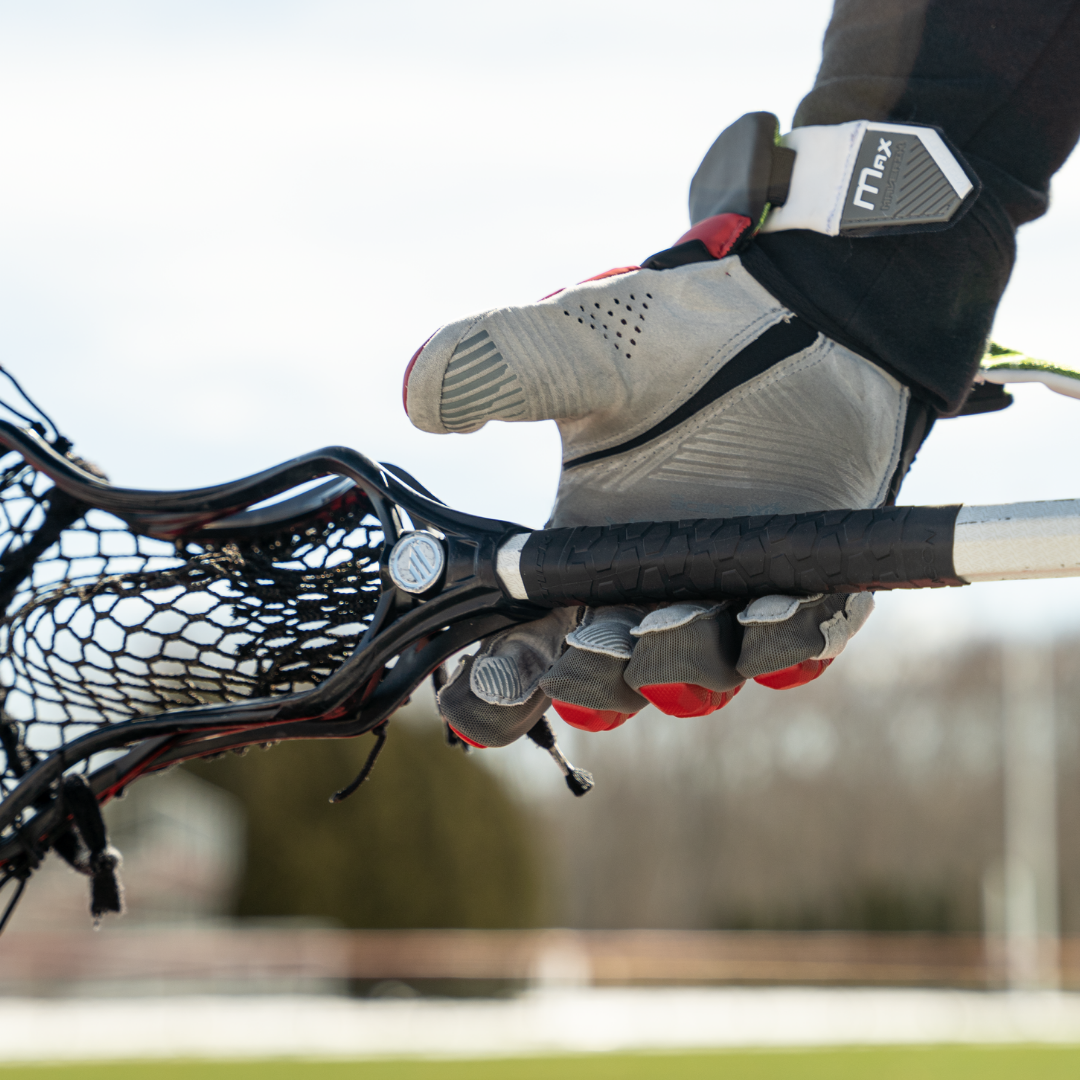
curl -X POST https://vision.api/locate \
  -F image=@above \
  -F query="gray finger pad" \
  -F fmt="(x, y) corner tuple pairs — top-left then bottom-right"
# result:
(439, 655), (550, 747)
(737, 596), (844, 678)
(625, 613), (742, 692)
(539, 649), (646, 712)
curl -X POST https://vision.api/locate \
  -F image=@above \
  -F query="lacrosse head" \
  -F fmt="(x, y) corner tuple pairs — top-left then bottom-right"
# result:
(0, 418), (541, 915)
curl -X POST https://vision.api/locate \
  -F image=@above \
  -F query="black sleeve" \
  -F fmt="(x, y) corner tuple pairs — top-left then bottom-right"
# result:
(739, 0), (1080, 415)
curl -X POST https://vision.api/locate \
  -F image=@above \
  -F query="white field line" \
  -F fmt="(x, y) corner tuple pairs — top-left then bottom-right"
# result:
(2, 988), (1080, 1061)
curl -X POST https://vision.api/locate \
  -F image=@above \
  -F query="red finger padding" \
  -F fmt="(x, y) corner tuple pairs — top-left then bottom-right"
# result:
(551, 700), (637, 732)
(753, 658), (833, 690)
(447, 724), (488, 749)
(638, 681), (742, 718)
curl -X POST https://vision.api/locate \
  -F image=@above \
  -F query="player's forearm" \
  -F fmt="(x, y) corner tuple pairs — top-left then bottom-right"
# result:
(743, 0), (1080, 416)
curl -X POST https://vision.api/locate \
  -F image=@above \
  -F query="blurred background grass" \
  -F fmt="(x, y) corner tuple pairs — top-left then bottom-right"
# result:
(4, 1047), (1080, 1080)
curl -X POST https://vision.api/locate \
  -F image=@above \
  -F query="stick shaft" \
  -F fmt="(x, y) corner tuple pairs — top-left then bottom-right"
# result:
(953, 500), (1080, 582)
(497, 500), (1080, 604)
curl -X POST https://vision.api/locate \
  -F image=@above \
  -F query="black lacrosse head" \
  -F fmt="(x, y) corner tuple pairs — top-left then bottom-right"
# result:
(0, 420), (545, 893)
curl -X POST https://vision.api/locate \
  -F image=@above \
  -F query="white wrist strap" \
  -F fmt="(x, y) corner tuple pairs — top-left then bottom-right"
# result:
(760, 121), (975, 237)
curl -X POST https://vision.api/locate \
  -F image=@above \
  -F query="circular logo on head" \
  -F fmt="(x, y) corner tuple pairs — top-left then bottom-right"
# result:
(388, 532), (445, 594)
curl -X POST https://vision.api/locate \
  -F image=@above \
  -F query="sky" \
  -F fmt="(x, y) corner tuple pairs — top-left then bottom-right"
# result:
(0, 0), (1078, 653)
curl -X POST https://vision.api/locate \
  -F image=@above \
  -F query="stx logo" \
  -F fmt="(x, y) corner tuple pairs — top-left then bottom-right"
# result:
(853, 137), (894, 210)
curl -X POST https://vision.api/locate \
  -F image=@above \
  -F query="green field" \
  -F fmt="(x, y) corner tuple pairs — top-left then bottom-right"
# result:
(3, 1047), (1080, 1080)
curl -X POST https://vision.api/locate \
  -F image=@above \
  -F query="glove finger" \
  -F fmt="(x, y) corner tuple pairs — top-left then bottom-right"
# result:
(404, 260), (766, 440)
(736, 592), (874, 688)
(401, 266), (652, 436)
(468, 608), (578, 705)
(439, 654), (550, 748)
(437, 608), (578, 748)
(625, 603), (745, 717)
(539, 606), (648, 732)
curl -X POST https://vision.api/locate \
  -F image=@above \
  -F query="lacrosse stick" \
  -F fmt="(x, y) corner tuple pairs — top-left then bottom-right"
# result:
(0, 360), (1078, 928)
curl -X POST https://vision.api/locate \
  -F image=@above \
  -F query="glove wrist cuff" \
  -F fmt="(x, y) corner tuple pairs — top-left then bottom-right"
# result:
(689, 112), (979, 241)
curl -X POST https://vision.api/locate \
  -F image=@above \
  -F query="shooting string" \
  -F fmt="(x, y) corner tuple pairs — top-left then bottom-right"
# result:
(0, 450), (385, 811)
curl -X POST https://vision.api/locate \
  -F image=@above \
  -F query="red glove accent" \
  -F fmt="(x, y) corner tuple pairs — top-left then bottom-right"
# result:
(673, 213), (753, 259)
(402, 332), (436, 413)
(540, 266), (640, 302)
(579, 265), (641, 283)
(447, 723), (487, 748)
(551, 700), (637, 732)
(754, 658), (833, 690)
(638, 681), (742, 718)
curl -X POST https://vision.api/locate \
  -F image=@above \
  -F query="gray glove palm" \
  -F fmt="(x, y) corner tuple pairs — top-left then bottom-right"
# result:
(405, 256), (902, 746)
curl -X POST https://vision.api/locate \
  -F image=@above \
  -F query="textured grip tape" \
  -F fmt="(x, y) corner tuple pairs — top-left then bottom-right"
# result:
(519, 506), (963, 606)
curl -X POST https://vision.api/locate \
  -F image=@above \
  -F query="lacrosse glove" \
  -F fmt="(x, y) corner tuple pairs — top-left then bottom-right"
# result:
(404, 255), (902, 747)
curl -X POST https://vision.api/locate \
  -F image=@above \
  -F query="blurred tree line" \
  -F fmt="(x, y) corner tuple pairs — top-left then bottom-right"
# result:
(188, 709), (547, 929)
(540, 637), (1080, 934)
(189, 638), (1080, 936)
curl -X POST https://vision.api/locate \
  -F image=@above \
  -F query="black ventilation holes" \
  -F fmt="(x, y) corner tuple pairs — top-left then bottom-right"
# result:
(573, 295), (642, 352)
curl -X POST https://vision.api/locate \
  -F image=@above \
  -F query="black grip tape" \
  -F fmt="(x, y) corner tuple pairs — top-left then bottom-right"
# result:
(519, 505), (963, 606)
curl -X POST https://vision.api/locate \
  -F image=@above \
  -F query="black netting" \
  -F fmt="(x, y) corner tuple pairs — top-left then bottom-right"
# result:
(0, 451), (384, 801)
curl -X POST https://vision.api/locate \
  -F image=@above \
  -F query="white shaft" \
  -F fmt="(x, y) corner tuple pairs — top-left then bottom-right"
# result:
(953, 500), (1080, 582)
(495, 532), (531, 599)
